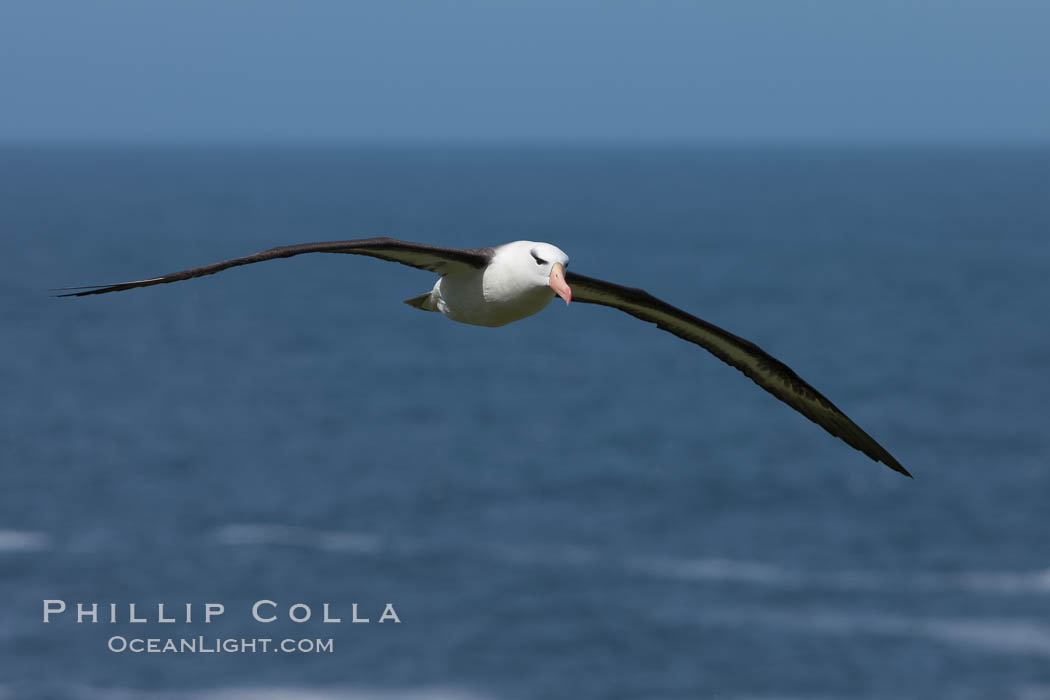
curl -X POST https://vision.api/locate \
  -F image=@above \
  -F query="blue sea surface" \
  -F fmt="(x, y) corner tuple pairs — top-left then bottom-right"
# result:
(1, 145), (1048, 699)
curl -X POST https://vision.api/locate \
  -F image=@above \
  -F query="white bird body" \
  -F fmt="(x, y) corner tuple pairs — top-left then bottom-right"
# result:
(423, 241), (570, 327)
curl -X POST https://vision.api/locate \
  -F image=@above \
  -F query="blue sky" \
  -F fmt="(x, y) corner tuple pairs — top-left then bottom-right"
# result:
(1, 0), (1048, 143)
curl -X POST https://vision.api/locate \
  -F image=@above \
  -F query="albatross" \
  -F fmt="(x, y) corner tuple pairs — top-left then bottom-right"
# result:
(57, 237), (910, 477)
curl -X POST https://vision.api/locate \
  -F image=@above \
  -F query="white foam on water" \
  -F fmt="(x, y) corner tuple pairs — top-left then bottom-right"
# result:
(953, 568), (1050, 594)
(702, 608), (1050, 658)
(66, 685), (496, 700)
(0, 529), (51, 552)
(721, 696), (868, 700)
(212, 524), (382, 554)
(187, 688), (494, 700)
(628, 556), (801, 586)
(212, 524), (1050, 597)
(1016, 685), (1050, 700)
(627, 554), (1050, 596)
(917, 617), (1050, 657)
(800, 567), (1050, 595)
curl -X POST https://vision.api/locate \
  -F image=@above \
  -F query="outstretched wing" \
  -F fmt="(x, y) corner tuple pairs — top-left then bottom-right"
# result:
(55, 238), (494, 297)
(566, 271), (910, 477)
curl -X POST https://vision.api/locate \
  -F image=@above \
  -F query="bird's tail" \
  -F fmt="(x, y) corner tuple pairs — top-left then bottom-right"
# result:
(403, 292), (438, 312)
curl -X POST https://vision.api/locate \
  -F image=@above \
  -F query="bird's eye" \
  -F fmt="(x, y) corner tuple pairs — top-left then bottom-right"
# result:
(532, 254), (546, 265)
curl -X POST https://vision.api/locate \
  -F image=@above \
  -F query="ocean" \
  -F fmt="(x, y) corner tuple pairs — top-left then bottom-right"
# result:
(1, 144), (1048, 699)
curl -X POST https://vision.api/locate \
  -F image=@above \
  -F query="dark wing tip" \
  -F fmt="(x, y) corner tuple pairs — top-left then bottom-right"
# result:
(51, 286), (102, 297)
(883, 456), (913, 478)
(50, 277), (168, 297)
(843, 422), (912, 478)
(823, 403), (912, 478)
(51, 286), (119, 297)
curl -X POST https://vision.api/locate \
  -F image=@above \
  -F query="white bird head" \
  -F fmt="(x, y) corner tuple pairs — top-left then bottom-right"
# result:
(524, 242), (572, 305)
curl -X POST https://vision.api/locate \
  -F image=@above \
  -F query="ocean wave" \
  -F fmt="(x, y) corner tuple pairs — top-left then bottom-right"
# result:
(212, 524), (1050, 597)
(1016, 686), (1050, 700)
(183, 688), (493, 700)
(58, 685), (495, 700)
(628, 555), (1050, 595)
(700, 608), (1050, 658)
(211, 524), (383, 554)
(628, 556), (801, 586)
(951, 569), (1050, 594)
(0, 529), (51, 552)
(214, 524), (603, 568)
(720, 696), (868, 700)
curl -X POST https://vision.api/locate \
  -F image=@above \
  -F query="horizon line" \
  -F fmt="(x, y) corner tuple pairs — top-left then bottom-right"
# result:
(2, 136), (1050, 150)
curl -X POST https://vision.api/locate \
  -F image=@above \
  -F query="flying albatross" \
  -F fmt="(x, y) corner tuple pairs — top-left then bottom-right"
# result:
(57, 237), (910, 477)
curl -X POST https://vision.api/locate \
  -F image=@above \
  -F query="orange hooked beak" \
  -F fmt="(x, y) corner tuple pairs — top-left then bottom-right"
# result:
(549, 262), (572, 305)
